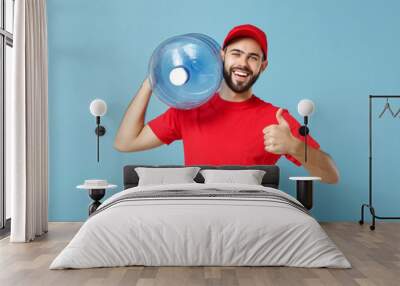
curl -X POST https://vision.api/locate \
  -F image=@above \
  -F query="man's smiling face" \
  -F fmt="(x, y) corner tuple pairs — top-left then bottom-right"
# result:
(221, 37), (268, 93)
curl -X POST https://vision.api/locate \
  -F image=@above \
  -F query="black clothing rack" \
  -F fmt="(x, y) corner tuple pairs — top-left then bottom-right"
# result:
(359, 95), (400, 230)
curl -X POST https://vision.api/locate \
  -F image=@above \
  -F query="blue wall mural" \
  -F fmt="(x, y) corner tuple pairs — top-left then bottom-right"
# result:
(47, 0), (400, 221)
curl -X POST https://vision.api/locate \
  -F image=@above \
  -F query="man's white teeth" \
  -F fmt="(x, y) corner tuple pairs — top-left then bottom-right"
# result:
(233, 70), (249, 77)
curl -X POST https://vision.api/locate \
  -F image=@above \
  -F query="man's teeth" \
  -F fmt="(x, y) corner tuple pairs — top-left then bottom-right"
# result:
(233, 70), (249, 77)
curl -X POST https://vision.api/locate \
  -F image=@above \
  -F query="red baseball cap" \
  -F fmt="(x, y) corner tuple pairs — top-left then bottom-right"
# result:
(222, 24), (268, 61)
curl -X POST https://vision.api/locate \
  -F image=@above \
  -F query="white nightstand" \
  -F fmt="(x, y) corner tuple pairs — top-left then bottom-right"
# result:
(289, 176), (321, 210)
(77, 180), (117, 215)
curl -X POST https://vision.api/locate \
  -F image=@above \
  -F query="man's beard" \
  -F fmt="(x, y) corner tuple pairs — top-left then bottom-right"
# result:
(222, 62), (260, 93)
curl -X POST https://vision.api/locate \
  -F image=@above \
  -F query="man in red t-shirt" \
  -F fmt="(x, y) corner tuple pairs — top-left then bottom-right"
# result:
(114, 24), (339, 184)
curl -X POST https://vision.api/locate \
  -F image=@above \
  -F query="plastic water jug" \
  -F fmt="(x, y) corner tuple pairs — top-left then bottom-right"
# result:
(148, 33), (223, 109)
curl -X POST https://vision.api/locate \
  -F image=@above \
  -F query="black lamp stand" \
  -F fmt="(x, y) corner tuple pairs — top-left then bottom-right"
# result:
(299, 116), (310, 162)
(94, 116), (106, 162)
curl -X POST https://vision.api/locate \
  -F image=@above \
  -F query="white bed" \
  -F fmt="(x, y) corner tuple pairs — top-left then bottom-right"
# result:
(50, 181), (351, 269)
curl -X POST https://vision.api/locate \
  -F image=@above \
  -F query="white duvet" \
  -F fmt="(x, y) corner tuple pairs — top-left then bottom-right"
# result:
(50, 183), (351, 269)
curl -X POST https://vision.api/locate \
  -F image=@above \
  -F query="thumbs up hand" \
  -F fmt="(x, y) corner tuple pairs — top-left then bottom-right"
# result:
(263, 108), (299, 155)
(275, 107), (290, 127)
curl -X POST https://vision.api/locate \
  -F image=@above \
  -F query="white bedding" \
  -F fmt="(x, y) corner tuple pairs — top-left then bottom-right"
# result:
(49, 183), (351, 269)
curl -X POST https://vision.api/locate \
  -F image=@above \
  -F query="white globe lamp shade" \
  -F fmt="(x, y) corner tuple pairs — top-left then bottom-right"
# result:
(297, 99), (315, 117)
(90, 99), (107, 117)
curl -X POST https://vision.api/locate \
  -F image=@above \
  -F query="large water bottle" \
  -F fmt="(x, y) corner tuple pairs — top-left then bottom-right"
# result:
(148, 33), (223, 110)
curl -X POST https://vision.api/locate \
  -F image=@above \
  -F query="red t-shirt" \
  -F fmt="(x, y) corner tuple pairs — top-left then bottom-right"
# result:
(148, 93), (320, 166)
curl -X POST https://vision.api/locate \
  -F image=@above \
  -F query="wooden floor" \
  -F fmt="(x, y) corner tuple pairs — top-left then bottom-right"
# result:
(0, 222), (399, 286)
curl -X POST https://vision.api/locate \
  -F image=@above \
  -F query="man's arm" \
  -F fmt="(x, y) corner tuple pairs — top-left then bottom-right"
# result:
(114, 78), (164, 152)
(288, 140), (340, 184)
(263, 108), (340, 184)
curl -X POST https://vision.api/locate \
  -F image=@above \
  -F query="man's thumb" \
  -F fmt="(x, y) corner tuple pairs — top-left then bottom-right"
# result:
(276, 108), (289, 126)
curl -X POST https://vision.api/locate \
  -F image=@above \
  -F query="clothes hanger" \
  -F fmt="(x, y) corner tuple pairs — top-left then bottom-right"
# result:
(394, 105), (400, 118)
(378, 98), (395, 118)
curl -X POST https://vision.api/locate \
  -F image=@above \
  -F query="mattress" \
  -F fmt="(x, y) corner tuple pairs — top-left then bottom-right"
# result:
(50, 183), (351, 269)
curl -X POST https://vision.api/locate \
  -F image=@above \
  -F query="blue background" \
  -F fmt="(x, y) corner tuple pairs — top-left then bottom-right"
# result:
(47, 0), (400, 221)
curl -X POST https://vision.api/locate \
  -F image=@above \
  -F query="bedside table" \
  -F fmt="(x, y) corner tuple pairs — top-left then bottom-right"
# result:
(289, 176), (321, 210)
(77, 180), (117, 215)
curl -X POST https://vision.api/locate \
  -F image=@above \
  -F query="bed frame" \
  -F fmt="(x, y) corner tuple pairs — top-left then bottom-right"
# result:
(123, 165), (279, 190)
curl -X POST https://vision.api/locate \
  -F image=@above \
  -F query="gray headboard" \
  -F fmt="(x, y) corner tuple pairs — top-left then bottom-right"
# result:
(123, 165), (279, 189)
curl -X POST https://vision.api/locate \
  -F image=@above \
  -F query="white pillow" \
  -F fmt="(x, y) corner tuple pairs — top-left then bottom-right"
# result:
(200, 169), (266, 185)
(135, 167), (201, 186)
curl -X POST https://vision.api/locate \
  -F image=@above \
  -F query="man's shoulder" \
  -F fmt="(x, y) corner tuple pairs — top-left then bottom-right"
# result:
(253, 96), (297, 119)
(252, 95), (277, 111)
